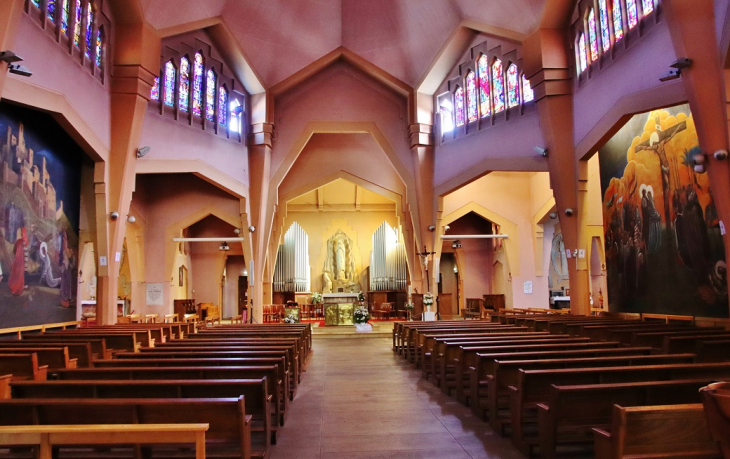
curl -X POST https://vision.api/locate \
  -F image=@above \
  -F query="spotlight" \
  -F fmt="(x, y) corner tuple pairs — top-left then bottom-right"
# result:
(136, 146), (150, 158)
(428, 225), (436, 232)
(127, 215), (136, 223)
(534, 146), (548, 157)
(549, 212), (558, 220)
(8, 64), (32, 77)
(670, 58), (693, 69)
(219, 242), (230, 251)
(110, 211), (119, 221)
(443, 225), (450, 232)
(714, 150), (728, 161)
(248, 225), (256, 233)
(564, 208), (574, 217)
(0, 51), (23, 63)
(451, 240), (462, 249)
(233, 228), (241, 235)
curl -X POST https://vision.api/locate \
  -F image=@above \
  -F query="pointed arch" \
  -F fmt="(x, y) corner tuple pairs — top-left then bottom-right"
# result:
(599, 0), (611, 53)
(613, 0), (625, 41)
(95, 24), (104, 68)
(84, 1), (94, 58)
(454, 86), (465, 127)
(179, 55), (191, 112)
(577, 33), (588, 73)
(492, 59), (505, 113)
(60, 0), (69, 35)
(438, 93), (455, 134)
(642, 0), (654, 16)
(465, 70), (478, 123)
(47, 0), (56, 23)
(587, 9), (599, 62)
(72, 0), (81, 46)
(506, 63), (519, 108)
(192, 51), (204, 117)
(626, 0), (639, 29)
(163, 60), (176, 107)
(477, 54), (491, 118)
(522, 75), (534, 103)
(218, 85), (228, 126)
(205, 68), (217, 122)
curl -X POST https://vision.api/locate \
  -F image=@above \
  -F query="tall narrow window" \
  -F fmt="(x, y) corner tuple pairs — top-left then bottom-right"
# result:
(164, 61), (175, 107)
(477, 54), (491, 118)
(60, 0), (69, 35)
(48, 0), (56, 22)
(229, 99), (243, 134)
(522, 76), (534, 103)
(95, 26), (102, 67)
(642, 0), (654, 15)
(192, 52), (204, 117)
(492, 59), (505, 113)
(626, 0), (638, 29)
(465, 71), (478, 123)
(73, 0), (81, 46)
(454, 86), (465, 127)
(150, 76), (160, 101)
(588, 9), (599, 62)
(178, 56), (190, 112)
(613, 0), (624, 41)
(578, 33), (588, 73)
(507, 64), (519, 108)
(599, 0), (611, 52)
(84, 2), (93, 58)
(31, 0), (40, 7)
(439, 96), (454, 134)
(218, 86), (228, 127)
(205, 69), (216, 122)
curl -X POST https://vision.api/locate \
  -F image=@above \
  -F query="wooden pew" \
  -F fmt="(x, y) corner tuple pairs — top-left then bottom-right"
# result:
(663, 332), (730, 353)
(0, 423), (210, 459)
(0, 348), (75, 370)
(0, 341), (93, 367)
(510, 362), (730, 454)
(537, 379), (713, 458)
(696, 339), (730, 362)
(580, 323), (698, 342)
(32, 331), (144, 352)
(592, 404), (722, 459)
(10, 378), (273, 448)
(0, 397), (254, 459)
(20, 336), (111, 359)
(483, 353), (696, 433)
(0, 354), (47, 381)
(700, 382), (730, 458)
(52, 365), (287, 427)
(407, 325), (527, 364)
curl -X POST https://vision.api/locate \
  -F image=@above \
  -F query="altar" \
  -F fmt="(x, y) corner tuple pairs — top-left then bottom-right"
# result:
(323, 293), (357, 326)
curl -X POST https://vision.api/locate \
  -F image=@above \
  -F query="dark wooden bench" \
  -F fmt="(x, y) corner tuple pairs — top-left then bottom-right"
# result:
(0, 354), (48, 381)
(37, 331), (145, 352)
(0, 347), (76, 370)
(20, 336), (111, 359)
(0, 341), (93, 367)
(663, 332), (730, 354)
(696, 339), (730, 363)
(0, 397), (255, 459)
(593, 403), (722, 459)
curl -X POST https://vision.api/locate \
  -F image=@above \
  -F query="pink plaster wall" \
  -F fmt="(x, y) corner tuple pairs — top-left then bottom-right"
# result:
(444, 212), (494, 302)
(10, 14), (111, 148)
(188, 215), (240, 307)
(223, 256), (247, 319)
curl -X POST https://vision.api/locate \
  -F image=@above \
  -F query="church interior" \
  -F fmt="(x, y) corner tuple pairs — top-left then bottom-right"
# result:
(0, 0), (730, 458)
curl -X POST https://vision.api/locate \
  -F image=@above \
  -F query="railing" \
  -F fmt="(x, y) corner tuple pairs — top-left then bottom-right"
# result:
(0, 321), (81, 340)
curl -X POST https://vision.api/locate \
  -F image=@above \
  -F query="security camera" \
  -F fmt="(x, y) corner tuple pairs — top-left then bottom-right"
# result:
(428, 225), (436, 232)
(248, 225), (256, 233)
(564, 208), (574, 217)
(534, 146), (548, 157)
(110, 211), (119, 221)
(549, 212), (558, 220)
(8, 63), (32, 77)
(443, 225), (450, 232)
(714, 150), (728, 161)
(233, 228), (241, 235)
(136, 146), (151, 158)
(659, 69), (681, 82)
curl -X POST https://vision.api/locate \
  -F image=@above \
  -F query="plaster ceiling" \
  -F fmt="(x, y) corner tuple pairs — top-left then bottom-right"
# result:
(140, 0), (546, 89)
(288, 178), (395, 211)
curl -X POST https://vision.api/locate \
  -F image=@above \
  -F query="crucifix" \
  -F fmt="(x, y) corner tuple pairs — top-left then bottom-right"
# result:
(417, 245), (436, 293)
(634, 119), (687, 229)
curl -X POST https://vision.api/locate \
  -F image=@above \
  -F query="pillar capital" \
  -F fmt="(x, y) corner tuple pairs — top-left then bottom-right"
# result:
(408, 123), (433, 148)
(248, 123), (275, 148)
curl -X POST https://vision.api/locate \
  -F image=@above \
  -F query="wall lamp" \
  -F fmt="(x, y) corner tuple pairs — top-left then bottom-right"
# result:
(660, 58), (692, 82)
(1, 51), (32, 77)
(0, 51), (23, 63)
(248, 225), (256, 233)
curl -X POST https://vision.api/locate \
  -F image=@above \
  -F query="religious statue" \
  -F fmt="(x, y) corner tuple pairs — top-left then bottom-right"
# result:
(322, 229), (360, 293)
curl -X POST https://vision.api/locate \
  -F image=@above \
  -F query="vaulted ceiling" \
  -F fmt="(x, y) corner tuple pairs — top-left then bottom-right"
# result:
(140, 0), (547, 89)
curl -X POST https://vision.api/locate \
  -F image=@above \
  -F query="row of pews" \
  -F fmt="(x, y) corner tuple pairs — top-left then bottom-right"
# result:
(393, 313), (730, 458)
(0, 321), (313, 459)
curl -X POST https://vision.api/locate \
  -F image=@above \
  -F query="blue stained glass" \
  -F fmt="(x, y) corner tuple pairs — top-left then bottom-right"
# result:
(642, 0), (654, 15)
(522, 76), (534, 103)
(60, 0), (68, 34)
(31, 0), (40, 7)
(507, 64), (519, 108)
(465, 71), (478, 123)
(454, 86), (465, 127)
(206, 69), (216, 122)
(95, 27), (102, 67)
(84, 3), (93, 58)
(613, 0), (624, 41)
(477, 54), (490, 118)
(599, 0), (611, 52)
(178, 56), (190, 112)
(192, 53), (204, 117)
(48, 0), (56, 22)
(73, 0), (81, 46)
(492, 59), (505, 113)
(218, 87), (228, 126)
(164, 61), (175, 107)
(150, 76), (160, 101)
(627, 0), (638, 29)
(588, 9), (599, 62)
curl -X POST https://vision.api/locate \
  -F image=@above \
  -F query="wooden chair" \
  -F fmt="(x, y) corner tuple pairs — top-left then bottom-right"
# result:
(700, 382), (730, 458)
(462, 298), (482, 320)
(374, 302), (394, 319)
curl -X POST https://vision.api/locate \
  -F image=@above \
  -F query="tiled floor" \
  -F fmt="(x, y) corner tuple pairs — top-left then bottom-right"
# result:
(271, 336), (525, 459)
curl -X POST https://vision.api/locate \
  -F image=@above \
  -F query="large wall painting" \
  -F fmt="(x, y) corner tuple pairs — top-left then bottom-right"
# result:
(0, 103), (82, 327)
(599, 104), (727, 317)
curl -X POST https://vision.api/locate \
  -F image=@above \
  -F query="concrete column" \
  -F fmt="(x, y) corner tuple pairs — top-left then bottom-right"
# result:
(410, 123), (435, 294)
(0, 0), (25, 98)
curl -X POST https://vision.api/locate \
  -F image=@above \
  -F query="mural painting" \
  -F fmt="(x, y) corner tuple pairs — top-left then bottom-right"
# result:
(0, 103), (82, 327)
(599, 104), (728, 317)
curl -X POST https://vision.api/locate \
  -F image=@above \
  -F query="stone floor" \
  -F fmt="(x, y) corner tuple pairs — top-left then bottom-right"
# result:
(270, 336), (525, 459)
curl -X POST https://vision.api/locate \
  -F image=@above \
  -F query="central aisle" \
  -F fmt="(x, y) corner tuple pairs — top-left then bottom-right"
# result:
(271, 336), (525, 459)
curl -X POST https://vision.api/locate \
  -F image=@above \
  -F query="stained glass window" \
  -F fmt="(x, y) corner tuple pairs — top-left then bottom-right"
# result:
(507, 64), (519, 108)
(178, 56), (190, 112)
(206, 69), (216, 122)
(192, 52), (204, 117)
(465, 71), (478, 123)
(229, 99), (243, 134)
(95, 26), (102, 67)
(492, 59), (505, 113)
(613, 0), (624, 41)
(455, 86), (465, 127)
(522, 76), (534, 103)
(439, 97), (454, 133)
(164, 61), (175, 107)
(642, 0), (654, 15)
(48, 0), (56, 22)
(31, 0), (40, 7)
(588, 9), (599, 62)
(599, 0), (611, 52)
(84, 3), (93, 58)
(73, 0), (81, 46)
(60, 0), (69, 34)
(150, 76), (160, 101)
(218, 86), (228, 126)
(578, 33), (588, 73)
(477, 55), (491, 118)
(627, 0), (638, 29)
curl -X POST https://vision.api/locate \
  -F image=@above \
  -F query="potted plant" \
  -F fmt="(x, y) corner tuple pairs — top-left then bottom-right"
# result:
(357, 290), (366, 306)
(423, 293), (434, 312)
(405, 302), (415, 321)
(283, 313), (297, 324)
(311, 292), (322, 305)
(353, 305), (372, 332)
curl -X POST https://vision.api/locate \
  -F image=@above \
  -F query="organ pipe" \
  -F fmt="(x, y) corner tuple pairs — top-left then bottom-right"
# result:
(273, 222), (311, 292)
(370, 221), (407, 291)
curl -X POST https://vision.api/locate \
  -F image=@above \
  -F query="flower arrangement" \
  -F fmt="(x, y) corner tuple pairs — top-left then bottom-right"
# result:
(284, 314), (297, 324)
(357, 291), (366, 302)
(311, 292), (322, 304)
(405, 302), (415, 310)
(423, 293), (434, 307)
(353, 306), (370, 324)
